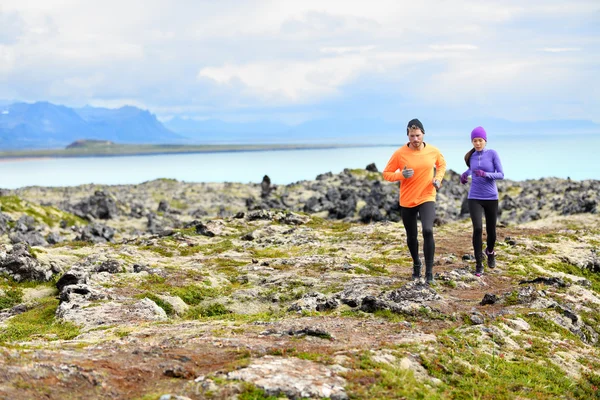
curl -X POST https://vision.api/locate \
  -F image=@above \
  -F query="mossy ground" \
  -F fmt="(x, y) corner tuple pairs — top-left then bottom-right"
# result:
(1, 210), (600, 399)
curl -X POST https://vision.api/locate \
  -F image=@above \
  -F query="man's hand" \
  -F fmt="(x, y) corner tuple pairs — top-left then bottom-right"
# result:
(433, 179), (441, 190)
(402, 166), (414, 179)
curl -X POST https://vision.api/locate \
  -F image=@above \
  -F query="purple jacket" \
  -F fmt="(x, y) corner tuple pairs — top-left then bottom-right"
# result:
(464, 148), (504, 200)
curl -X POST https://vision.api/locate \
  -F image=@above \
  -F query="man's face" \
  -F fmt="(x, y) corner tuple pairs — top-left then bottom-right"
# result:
(407, 128), (424, 149)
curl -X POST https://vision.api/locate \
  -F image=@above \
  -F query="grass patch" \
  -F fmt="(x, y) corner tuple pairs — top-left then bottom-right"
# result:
(250, 247), (291, 258)
(522, 312), (581, 343)
(0, 297), (80, 343)
(184, 303), (231, 319)
(545, 261), (600, 292)
(0, 195), (86, 228)
(136, 274), (226, 305)
(137, 293), (175, 316)
(139, 244), (175, 257)
(344, 351), (441, 399)
(0, 286), (23, 310)
(195, 239), (236, 256)
(238, 383), (280, 400)
(420, 330), (596, 399)
(351, 256), (392, 276)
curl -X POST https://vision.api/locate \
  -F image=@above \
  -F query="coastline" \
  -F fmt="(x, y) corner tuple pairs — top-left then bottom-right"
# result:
(0, 156), (56, 163)
(0, 143), (392, 161)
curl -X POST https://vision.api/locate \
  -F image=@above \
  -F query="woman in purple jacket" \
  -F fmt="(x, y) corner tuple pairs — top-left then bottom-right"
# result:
(460, 126), (504, 276)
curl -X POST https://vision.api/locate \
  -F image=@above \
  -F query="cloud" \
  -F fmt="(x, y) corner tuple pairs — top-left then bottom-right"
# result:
(0, 0), (598, 123)
(198, 55), (369, 103)
(539, 47), (582, 52)
(0, 45), (16, 74)
(429, 44), (479, 51)
(0, 10), (25, 44)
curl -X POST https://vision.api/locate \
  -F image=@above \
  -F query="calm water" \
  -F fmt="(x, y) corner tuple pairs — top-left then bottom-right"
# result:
(1, 134), (598, 189)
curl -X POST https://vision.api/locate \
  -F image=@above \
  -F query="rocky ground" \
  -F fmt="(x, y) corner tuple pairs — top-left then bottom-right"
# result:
(0, 167), (599, 399)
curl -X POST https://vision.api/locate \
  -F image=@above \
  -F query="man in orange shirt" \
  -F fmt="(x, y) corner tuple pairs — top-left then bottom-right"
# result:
(383, 119), (447, 284)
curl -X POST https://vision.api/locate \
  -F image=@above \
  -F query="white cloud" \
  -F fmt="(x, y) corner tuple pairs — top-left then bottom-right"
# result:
(429, 44), (479, 51)
(0, 0), (597, 122)
(539, 47), (582, 52)
(0, 45), (16, 74)
(198, 55), (371, 103)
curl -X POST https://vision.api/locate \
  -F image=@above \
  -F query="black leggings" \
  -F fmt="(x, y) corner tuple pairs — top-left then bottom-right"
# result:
(468, 199), (498, 259)
(401, 201), (436, 267)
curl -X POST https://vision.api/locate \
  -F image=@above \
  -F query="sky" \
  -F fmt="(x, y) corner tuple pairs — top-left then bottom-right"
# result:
(0, 0), (599, 125)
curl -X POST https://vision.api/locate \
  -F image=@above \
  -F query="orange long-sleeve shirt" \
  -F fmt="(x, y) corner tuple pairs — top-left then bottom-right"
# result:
(382, 143), (447, 208)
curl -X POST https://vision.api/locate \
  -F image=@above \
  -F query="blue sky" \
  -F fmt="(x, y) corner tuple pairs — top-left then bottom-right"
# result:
(0, 0), (598, 125)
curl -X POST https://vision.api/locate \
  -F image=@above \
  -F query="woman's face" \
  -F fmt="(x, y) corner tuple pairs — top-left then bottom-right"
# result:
(472, 137), (486, 151)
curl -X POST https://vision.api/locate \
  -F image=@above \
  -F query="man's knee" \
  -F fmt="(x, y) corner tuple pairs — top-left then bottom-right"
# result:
(422, 227), (434, 238)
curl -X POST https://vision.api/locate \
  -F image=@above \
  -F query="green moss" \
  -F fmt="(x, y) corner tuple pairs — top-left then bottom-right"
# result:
(503, 291), (520, 306)
(545, 261), (600, 292)
(51, 240), (94, 249)
(306, 217), (352, 233)
(136, 275), (224, 306)
(138, 293), (175, 316)
(238, 383), (280, 400)
(0, 286), (23, 310)
(420, 331), (597, 399)
(139, 244), (174, 257)
(373, 309), (407, 323)
(198, 239), (236, 255)
(0, 195), (86, 228)
(344, 351), (441, 399)
(169, 199), (189, 210)
(250, 247), (290, 258)
(351, 256), (392, 276)
(184, 303), (231, 319)
(522, 313), (580, 342)
(0, 297), (80, 343)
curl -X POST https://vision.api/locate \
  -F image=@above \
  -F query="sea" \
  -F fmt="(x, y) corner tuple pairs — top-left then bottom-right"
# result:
(1, 134), (598, 189)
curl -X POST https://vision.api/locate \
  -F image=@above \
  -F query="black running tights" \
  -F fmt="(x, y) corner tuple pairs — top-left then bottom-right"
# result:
(468, 199), (498, 259)
(401, 201), (436, 267)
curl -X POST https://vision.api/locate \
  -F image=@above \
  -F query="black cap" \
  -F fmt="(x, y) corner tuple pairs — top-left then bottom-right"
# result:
(406, 118), (424, 134)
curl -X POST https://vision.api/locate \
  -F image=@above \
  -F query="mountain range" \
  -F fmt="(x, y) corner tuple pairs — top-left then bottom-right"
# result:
(0, 102), (181, 150)
(1, 101), (599, 150)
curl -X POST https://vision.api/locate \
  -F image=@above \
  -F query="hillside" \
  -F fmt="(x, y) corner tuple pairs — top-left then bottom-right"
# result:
(0, 102), (182, 149)
(0, 170), (599, 399)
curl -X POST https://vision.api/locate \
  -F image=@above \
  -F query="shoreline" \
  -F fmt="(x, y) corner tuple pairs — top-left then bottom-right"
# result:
(0, 143), (395, 162)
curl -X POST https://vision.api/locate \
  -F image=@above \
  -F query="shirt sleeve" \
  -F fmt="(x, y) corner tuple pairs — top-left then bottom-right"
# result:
(434, 150), (447, 182)
(486, 150), (504, 180)
(382, 150), (403, 182)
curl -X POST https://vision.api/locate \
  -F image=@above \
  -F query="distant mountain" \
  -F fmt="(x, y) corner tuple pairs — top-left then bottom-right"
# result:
(165, 116), (600, 145)
(3, 101), (599, 150)
(164, 117), (293, 144)
(163, 117), (401, 144)
(0, 102), (183, 150)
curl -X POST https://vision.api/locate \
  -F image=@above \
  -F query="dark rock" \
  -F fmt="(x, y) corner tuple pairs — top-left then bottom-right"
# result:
(365, 163), (378, 172)
(69, 190), (118, 220)
(481, 293), (499, 305)
(0, 212), (13, 234)
(157, 200), (169, 212)
(56, 269), (89, 292)
(15, 215), (36, 232)
(46, 232), (63, 245)
(0, 243), (55, 282)
(95, 260), (121, 273)
(195, 222), (215, 237)
(10, 231), (48, 247)
(77, 223), (115, 243)
(519, 277), (566, 287)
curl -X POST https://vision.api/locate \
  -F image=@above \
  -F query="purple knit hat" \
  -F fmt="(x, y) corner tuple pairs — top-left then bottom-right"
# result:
(471, 126), (487, 141)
